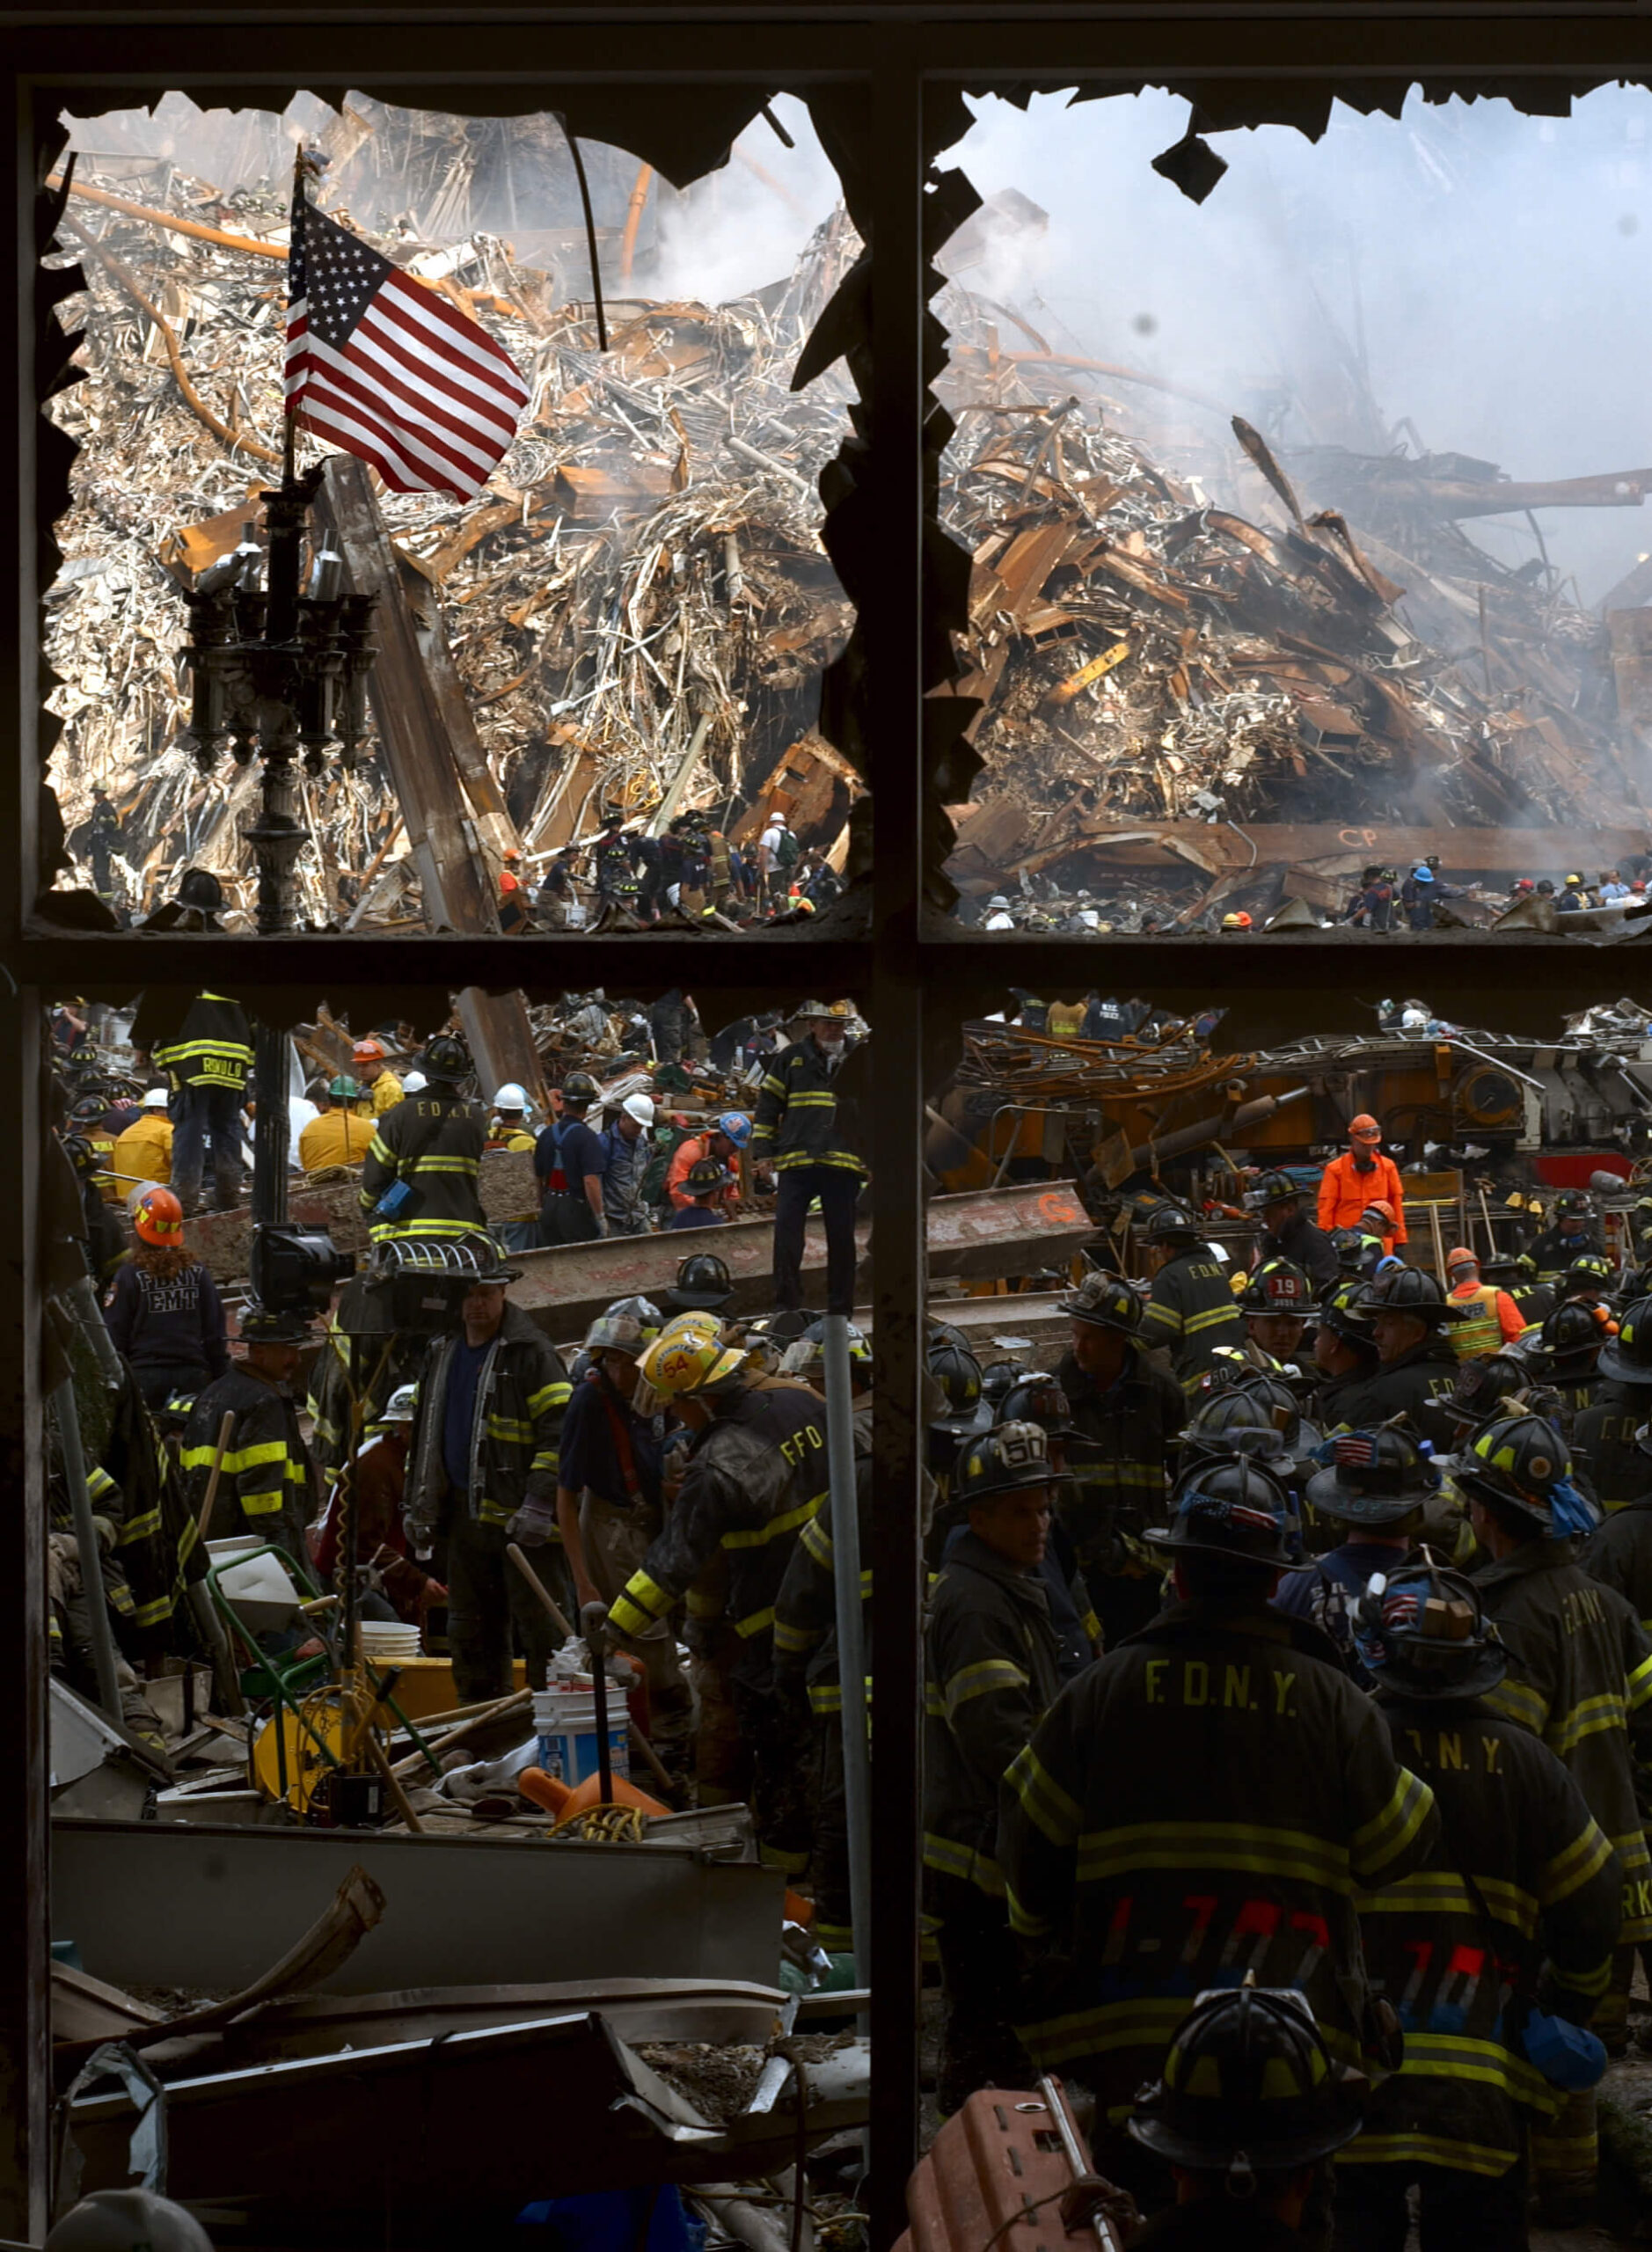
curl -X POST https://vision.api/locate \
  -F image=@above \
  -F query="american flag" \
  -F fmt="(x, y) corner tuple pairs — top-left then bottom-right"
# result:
(285, 186), (528, 500)
(1334, 1434), (1378, 1468)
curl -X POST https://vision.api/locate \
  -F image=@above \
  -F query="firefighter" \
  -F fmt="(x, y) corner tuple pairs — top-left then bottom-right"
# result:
(108, 1088), (174, 1195)
(535, 1069), (607, 1243)
(1139, 1203), (1246, 1394)
(998, 1455), (1438, 2160)
(1584, 1415), (1652, 1626)
(1310, 1282), (1382, 1425)
(772, 1322), (879, 1953)
(554, 1309), (691, 1773)
(1521, 1190), (1604, 1293)
(1055, 1270), (1185, 1647)
(103, 1187), (230, 1412)
(669, 1154), (735, 1229)
(1254, 1169), (1339, 1293)
(147, 989), (252, 1217)
(1316, 1118), (1408, 1246)
(1462, 1413), (1652, 2208)
(607, 1315), (829, 1871)
(61, 1132), (123, 1283)
(1275, 1426), (1436, 1672)
(351, 1037), (403, 1117)
(297, 1078), (375, 1174)
(1573, 1299), (1652, 1511)
(591, 809), (636, 904)
(665, 1111), (749, 1216)
(85, 786), (122, 895)
(923, 1421), (1064, 2113)
(1442, 1245), (1524, 1358)
(1524, 1300), (1604, 1429)
(1127, 1985), (1366, 2252)
(401, 1243), (572, 1705)
(484, 1083), (539, 1252)
(1337, 1558), (1621, 2252)
(663, 1249), (735, 1316)
(1237, 1258), (1313, 1372)
(1330, 1267), (1464, 1434)
(359, 1032), (486, 1247)
(751, 1000), (866, 1318)
(179, 1305), (317, 1566)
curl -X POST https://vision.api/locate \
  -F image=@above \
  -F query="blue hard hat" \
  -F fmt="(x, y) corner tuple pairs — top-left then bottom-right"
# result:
(1412, 865), (1434, 882)
(716, 1112), (752, 1149)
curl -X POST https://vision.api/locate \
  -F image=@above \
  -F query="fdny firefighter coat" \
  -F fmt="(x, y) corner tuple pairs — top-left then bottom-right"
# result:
(180, 1366), (315, 1565)
(1140, 1249), (1245, 1393)
(751, 1037), (865, 1174)
(998, 1601), (1439, 2121)
(359, 1093), (487, 1243)
(772, 1401), (874, 1715)
(402, 1302), (570, 1532)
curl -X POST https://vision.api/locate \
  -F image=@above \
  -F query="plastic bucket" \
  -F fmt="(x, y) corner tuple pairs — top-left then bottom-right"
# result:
(532, 1687), (630, 1788)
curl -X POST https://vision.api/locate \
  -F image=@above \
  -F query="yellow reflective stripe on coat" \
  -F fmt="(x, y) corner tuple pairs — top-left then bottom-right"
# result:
(527, 1381), (570, 1418)
(240, 1489), (286, 1516)
(1541, 1817), (1616, 1906)
(1074, 1818), (1355, 1893)
(944, 1657), (1028, 1716)
(181, 1438), (290, 1475)
(721, 1493), (824, 1550)
(1005, 1740), (1084, 1847)
(1486, 1677), (1549, 1735)
(1627, 1651), (1652, 1709)
(772, 1619), (818, 1656)
(611, 1571), (670, 1634)
(1337, 2133), (1518, 2179)
(116, 1508), (162, 1547)
(1551, 1691), (1628, 1758)
(1351, 1767), (1436, 1878)
(922, 1830), (1005, 1896)
(1184, 1302), (1240, 1334)
(1356, 1868), (1539, 1938)
(734, 1605), (776, 1639)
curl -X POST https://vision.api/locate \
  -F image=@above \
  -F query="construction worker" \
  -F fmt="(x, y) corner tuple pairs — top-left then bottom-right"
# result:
(536, 1069), (607, 1243)
(1237, 1258), (1313, 1371)
(1126, 1985), (1366, 2251)
(1573, 1299), (1652, 1511)
(1337, 1558), (1621, 2251)
(1316, 1118), (1407, 1246)
(1558, 871), (1589, 913)
(1525, 1300), (1605, 1428)
(666, 1110), (749, 1216)
(483, 1084), (539, 1252)
(1276, 1426), (1437, 1668)
(146, 989), (252, 1217)
(1443, 1244), (1524, 1358)
(1522, 1189), (1604, 1292)
(1328, 1267), (1464, 1434)
(103, 1187), (229, 1411)
(106, 1086), (174, 1197)
(401, 1242), (572, 1704)
(773, 1322), (879, 1952)
(350, 1037), (403, 1117)
(998, 1455), (1438, 2154)
(607, 1314), (829, 1871)
(752, 1000), (866, 1318)
(1461, 1414), (1652, 2210)
(1055, 1270), (1185, 1646)
(1254, 1169), (1339, 1292)
(312, 1384), (436, 1627)
(497, 847), (530, 932)
(359, 1032), (486, 1247)
(297, 1077), (375, 1174)
(179, 1304), (317, 1566)
(1138, 1203), (1246, 1394)
(555, 1308), (692, 1774)
(599, 1092), (655, 1236)
(924, 1422), (1064, 2113)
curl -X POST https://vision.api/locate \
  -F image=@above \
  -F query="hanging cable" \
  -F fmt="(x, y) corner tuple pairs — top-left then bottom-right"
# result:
(557, 117), (608, 351)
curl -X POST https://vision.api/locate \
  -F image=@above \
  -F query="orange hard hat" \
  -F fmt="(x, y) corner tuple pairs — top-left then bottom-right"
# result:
(503, 846), (523, 863)
(134, 1186), (184, 1247)
(353, 1038), (386, 1063)
(1362, 1198), (1396, 1225)
(1445, 1246), (1478, 1269)
(1348, 1115), (1381, 1140)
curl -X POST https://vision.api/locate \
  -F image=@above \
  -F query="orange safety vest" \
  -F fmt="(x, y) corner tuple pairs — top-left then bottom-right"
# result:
(1448, 1282), (1515, 1361)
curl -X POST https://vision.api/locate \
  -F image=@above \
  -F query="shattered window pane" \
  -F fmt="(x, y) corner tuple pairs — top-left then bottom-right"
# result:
(936, 87), (1652, 940)
(41, 91), (861, 934)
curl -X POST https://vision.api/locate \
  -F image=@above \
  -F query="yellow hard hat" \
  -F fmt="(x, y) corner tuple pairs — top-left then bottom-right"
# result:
(639, 1313), (747, 1398)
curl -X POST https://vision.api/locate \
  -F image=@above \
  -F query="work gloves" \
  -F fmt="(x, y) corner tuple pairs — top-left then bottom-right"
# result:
(505, 1496), (559, 1547)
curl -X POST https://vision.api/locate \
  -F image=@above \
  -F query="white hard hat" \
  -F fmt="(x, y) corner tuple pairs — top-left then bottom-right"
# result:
(401, 1070), (427, 1093)
(493, 1083), (530, 1112)
(623, 1093), (656, 1127)
(143, 1087), (170, 1109)
(47, 2191), (215, 2252)
(382, 1383), (419, 1422)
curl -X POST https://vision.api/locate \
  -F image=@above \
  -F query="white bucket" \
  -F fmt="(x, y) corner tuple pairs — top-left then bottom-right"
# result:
(360, 1621), (421, 1660)
(531, 1687), (629, 1788)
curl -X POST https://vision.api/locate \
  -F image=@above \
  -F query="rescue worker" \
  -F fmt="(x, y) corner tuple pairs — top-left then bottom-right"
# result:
(669, 1154), (735, 1229)
(61, 1132), (123, 1283)
(554, 1309), (691, 1773)
(923, 1422), (1064, 2112)
(1462, 1414), (1652, 2208)
(607, 1316), (830, 1870)
(401, 1243), (572, 1704)
(1584, 1415), (1652, 1626)
(179, 1304), (317, 1565)
(1524, 1299), (1604, 1428)
(496, 848), (530, 932)
(312, 1384), (436, 1627)
(1558, 872), (1588, 913)
(149, 989), (252, 1216)
(1139, 1204), (1246, 1393)
(107, 1087), (173, 1196)
(1310, 1281), (1382, 1424)
(1330, 1267), (1464, 1434)
(1127, 1985), (1366, 2252)
(772, 1323), (879, 1952)
(85, 786), (122, 894)
(664, 1249), (735, 1317)
(1275, 1426), (1436, 1670)
(535, 1068), (607, 1243)
(752, 999), (866, 1318)
(1443, 1244), (1524, 1358)
(1338, 1559), (1621, 2251)
(666, 1111), (749, 1216)
(1356, 1200), (1400, 1259)
(297, 1077), (375, 1174)
(1522, 1190), (1604, 1293)
(1056, 1270), (1185, 1646)
(1254, 1170), (1339, 1293)
(998, 1456), (1439, 2155)
(1316, 1118), (1408, 1247)
(649, 986), (691, 1065)
(1238, 1259), (1313, 1372)
(599, 1092), (655, 1236)
(359, 1032), (486, 1247)
(349, 1036), (403, 1118)
(592, 810), (636, 905)
(1573, 1299), (1652, 1511)
(103, 1187), (230, 1410)
(483, 1084), (540, 1252)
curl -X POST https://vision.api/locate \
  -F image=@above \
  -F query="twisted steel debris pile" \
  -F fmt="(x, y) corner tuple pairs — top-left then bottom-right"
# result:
(42, 129), (857, 918)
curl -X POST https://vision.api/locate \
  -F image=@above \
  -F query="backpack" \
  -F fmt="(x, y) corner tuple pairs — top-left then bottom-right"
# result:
(640, 1122), (701, 1210)
(773, 826), (800, 870)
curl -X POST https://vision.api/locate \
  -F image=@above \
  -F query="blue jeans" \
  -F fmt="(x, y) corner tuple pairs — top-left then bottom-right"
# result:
(170, 1083), (245, 1212)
